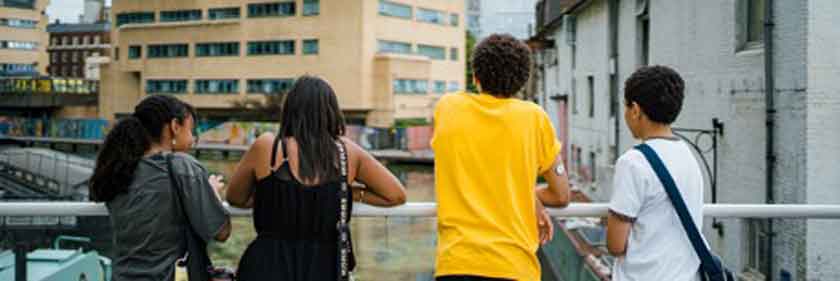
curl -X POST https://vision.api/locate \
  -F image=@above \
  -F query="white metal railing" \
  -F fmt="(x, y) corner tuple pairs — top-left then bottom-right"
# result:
(2, 202), (840, 218)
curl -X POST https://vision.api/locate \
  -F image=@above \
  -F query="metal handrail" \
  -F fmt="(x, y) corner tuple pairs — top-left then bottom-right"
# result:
(2, 202), (840, 219)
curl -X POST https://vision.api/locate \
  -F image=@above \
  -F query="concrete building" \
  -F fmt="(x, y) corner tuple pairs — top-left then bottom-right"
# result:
(466, 0), (538, 40)
(79, 0), (106, 24)
(0, 0), (49, 77)
(46, 22), (111, 78)
(531, 0), (840, 280)
(100, 0), (466, 127)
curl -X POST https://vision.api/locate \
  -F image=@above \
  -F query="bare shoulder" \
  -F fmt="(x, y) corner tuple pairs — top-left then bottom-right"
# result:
(340, 137), (367, 161)
(251, 132), (277, 153)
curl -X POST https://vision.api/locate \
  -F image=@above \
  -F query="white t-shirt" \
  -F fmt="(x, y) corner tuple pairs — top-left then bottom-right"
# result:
(609, 139), (704, 281)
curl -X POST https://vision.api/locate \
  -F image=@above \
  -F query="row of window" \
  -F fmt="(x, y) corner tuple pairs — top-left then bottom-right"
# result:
(50, 50), (101, 64)
(146, 79), (295, 94)
(0, 63), (36, 76)
(116, 1), (320, 27)
(378, 40), (459, 61)
(1, 0), (35, 9)
(379, 0), (459, 27)
(48, 65), (85, 78)
(125, 40), (319, 59)
(51, 34), (104, 46)
(394, 79), (459, 94)
(0, 18), (37, 29)
(0, 40), (38, 51)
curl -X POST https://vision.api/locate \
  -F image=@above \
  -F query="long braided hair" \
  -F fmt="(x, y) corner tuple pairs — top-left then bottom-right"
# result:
(89, 95), (195, 202)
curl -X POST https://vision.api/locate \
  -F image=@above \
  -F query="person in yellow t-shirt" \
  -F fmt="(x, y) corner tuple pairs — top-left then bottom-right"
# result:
(431, 34), (572, 281)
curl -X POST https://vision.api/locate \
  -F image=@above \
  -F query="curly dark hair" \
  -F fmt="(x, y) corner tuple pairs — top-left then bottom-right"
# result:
(624, 65), (685, 124)
(471, 33), (532, 98)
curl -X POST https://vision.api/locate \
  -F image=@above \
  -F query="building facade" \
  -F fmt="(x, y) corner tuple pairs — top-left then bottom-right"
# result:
(47, 23), (111, 79)
(100, 0), (466, 127)
(466, 0), (538, 40)
(531, 0), (840, 280)
(0, 0), (49, 77)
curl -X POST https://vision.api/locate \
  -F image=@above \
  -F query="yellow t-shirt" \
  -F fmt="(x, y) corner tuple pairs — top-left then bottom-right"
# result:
(431, 92), (562, 281)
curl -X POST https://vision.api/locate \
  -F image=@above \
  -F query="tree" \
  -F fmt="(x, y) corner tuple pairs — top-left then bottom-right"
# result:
(465, 31), (477, 93)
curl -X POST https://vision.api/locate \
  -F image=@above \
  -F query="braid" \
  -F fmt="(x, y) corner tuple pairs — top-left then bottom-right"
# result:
(624, 65), (685, 124)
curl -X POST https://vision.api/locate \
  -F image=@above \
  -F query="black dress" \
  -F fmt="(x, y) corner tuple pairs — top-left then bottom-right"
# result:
(237, 137), (355, 281)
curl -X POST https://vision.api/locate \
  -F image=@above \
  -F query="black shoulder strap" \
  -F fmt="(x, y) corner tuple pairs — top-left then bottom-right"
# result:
(270, 135), (282, 169)
(336, 140), (351, 281)
(634, 144), (722, 275)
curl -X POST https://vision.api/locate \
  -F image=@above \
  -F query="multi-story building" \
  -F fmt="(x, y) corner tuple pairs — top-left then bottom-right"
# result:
(466, 0), (538, 40)
(100, 0), (466, 127)
(0, 0), (49, 77)
(46, 22), (111, 79)
(531, 0), (840, 280)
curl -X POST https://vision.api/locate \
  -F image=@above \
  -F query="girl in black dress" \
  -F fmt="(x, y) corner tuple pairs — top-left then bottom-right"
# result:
(227, 76), (407, 281)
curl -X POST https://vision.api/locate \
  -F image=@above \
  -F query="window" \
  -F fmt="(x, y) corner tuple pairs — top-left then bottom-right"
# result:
(434, 81), (446, 94)
(417, 44), (445, 60)
(52, 37), (59, 46)
(51, 52), (58, 63)
(147, 80), (188, 94)
(746, 0), (765, 45)
(303, 39), (319, 55)
(379, 0), (412, 19)
(88, 36), (95, 45)
(82, 36), (90, 45)
(114, 47), (120, 61)
(248, 40), (295, 55)
(571, 78), (578, 114)
(377, 40), (412, 54)
(209, 7), (241, 20)
(2, 0), (35, 9)
(0, 40), (38, 50)
(62, 36), (69, 45)
(450, 13), (459, 27)
(447, 81), (459, 92)
(248, 2), (296, 18)
(160, 10), (202, 22)
(416, 8), (445, 24)
(589, 152), (597, 182)
(196, 79), (239, 94)
(1, 18), (37, 29)
(128, 46), (142, 59)
(116, 12), (155, 26)
(638, 13), (650, 66)
(588, 76), (595, 118)
(0, 63), (36, 76)
(148, 44), (189, 58)
(94, 36), (101, 45)
(62, 52), (69, 62)
(393, 79), (428, 94)
(72, 36), (79, 45)
(72, 51), (79, 62)
(450, 47), (458, 61)
(247, 79), (295, 94)
(303, 0), (319, 16)
(196, 42), (240, 57)
(744, 219), (770, 278)
(468, 15), (480, 31)
(467, 0), (480, 12)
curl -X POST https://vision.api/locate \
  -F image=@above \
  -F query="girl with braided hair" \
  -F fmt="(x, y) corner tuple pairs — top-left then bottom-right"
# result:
(90, 95), (231, 281)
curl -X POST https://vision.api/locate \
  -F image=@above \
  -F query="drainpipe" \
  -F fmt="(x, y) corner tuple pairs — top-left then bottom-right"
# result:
(763, 0), (776, 280)
(608, 0), (620, 161)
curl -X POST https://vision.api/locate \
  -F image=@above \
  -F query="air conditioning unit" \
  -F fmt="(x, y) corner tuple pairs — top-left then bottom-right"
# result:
(564, 15), (577, 46)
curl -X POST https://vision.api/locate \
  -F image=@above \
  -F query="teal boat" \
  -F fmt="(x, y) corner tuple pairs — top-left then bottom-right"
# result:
(0, 236), (111, 281)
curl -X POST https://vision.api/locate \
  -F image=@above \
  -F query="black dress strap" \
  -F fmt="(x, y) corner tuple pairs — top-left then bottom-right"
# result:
(270, 136), (282, 169)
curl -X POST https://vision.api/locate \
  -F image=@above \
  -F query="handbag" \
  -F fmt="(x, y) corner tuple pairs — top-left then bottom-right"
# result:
(335, 142), (356, 281)
(167, 154), (236, 281)
(634, 143), (735, 281)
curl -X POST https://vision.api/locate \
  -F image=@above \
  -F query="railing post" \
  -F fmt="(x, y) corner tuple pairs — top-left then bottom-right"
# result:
(14, 240), (27, 281)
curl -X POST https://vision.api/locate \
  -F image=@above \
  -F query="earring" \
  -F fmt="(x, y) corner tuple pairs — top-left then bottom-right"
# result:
(172, 139), (177, 146)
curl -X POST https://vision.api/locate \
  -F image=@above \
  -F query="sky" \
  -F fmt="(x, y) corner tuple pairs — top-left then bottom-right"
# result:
(46, 0), (111, 24)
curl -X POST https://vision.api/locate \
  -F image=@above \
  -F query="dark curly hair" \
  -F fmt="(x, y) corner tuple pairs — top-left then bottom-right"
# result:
(471, 33), (532, 98)
(89, 95), (195, 202)
(624, 65), (685, 124)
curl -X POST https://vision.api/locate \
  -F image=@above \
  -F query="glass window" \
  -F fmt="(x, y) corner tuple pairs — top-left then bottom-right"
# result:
(2, 0), (36, 9)
(0, 63), (36, 76)
(1, 18), (37, 29)
(746, 0), (765, 44)
(418, 44), (446, 60)
(377, 40), (412, 54)
(379, 0), (412, 19)
(450, 47), (458, 61)
(209, 7), (241, 20)
(0, 40), (38, 50)
(148, 44), (189, 58)
(116, 12), (155, 26)
(447, 81), (459, 92)
(160, 10), (202, 22)
(434, 81), (446, 94)
(393, 79), (429, 94)
(416, 8), (445, 24)
(588, 76), (595, 117)
(248, 2), (296, 18)
(450, 13), (459, 27)
(303, 39), (319, 55)
(303, 0), (319, 16)
(82, 36), (90, 45)
(247, 40), (295, 55)
(247, 79), (295, 94)
(195, 79), (239, 94)
(128, 46), (142, 59)
(72, 36), (79, 45)
(147, 80), (188, 94)
(196, 42), (240, 57)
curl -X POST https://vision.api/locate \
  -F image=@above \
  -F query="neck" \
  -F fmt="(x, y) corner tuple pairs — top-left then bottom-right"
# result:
(145, 141), (173, 157)
(638, 124), (674, 141)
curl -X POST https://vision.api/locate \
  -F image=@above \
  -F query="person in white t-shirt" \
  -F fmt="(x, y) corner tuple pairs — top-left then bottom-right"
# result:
(606, 65), (704, 281)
